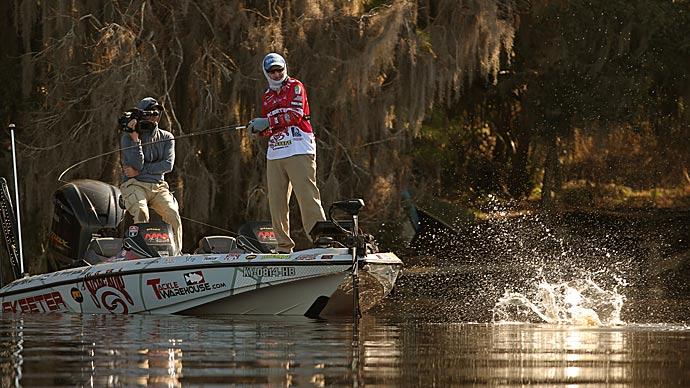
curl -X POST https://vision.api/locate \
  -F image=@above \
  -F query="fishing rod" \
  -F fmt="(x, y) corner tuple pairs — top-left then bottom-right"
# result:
(5, 124), (25, 275)
(57, 123), (247, 183)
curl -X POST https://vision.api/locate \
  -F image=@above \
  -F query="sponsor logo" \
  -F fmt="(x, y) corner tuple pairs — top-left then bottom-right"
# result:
(144, 232), (170, 242)
(146, 276), (226, 300)
(243, 267), (296, 278)
(71, 287), (84, 303)
(128, 225), (139, 238)
(271, 140), (292, 147)
(321, 254), (333, 260)
(256, 230), (276, 242)
(294, 85), (301, 94)
(84, 270), (134, 313)
(48, 232), (70, 249)
(184, 271), (205, 286)
(259, 254), (291, 260)
(296, 254), (317, 261)
(245, 254), (257, 261)
(2, 291), (67, 313)
(224, 253), (241, 261)
(9, 277), (35, 286)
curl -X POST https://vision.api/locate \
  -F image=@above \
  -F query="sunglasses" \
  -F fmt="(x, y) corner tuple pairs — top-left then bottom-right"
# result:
(141, 110), (160, 118)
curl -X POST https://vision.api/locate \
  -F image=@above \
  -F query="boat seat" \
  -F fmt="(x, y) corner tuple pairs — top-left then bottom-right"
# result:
(195, 236), (238, 254)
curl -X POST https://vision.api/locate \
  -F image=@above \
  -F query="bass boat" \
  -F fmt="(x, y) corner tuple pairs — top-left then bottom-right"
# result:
(0, 178), (402, 318)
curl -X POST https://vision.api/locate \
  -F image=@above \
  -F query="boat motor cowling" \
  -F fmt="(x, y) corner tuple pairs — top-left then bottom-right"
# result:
(48, 179), (124, 269)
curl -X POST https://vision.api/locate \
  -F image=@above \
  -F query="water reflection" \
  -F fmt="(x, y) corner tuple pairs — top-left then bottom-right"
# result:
(1, 314), (689, 386)
(400, 323), (690, 385)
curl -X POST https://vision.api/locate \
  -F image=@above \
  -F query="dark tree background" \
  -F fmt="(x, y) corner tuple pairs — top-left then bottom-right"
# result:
(0, 0), (688, 270)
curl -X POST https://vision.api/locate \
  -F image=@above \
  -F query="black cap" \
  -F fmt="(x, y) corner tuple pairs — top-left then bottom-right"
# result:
(136, 97), (164, 111)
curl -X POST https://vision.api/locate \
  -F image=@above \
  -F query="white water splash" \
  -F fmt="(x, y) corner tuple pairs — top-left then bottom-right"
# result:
(492, 278), (626, 326)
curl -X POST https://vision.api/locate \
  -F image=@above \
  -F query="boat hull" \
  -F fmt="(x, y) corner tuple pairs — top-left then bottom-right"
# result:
(0, 248), (402, 318)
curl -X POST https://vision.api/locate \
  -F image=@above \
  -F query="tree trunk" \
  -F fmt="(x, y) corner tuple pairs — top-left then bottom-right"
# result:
(508, 126), (531, 198)
(540, 133), (561, 209)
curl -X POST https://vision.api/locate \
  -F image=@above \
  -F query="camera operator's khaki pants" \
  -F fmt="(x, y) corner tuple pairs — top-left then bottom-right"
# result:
(267, 154), (326, 253)
(121, 180), (182, 254)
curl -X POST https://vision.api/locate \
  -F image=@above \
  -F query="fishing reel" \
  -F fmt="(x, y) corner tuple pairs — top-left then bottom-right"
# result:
(117, 108), (160, 133)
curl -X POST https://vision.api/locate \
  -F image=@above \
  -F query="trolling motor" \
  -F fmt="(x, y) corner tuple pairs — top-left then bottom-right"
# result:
(310, 199), (377, 319)
(309, 199), (378, 254)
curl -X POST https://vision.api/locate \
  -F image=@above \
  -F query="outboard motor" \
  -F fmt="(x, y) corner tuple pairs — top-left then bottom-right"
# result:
(48, 179), (124, 269)
(48, 180), (176, 269)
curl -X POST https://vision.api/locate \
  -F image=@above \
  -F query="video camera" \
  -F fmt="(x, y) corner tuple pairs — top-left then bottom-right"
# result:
(117, 108), (161, 133)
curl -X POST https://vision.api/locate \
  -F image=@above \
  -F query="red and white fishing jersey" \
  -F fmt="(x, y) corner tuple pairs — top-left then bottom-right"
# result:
(260, 77), (316, 160)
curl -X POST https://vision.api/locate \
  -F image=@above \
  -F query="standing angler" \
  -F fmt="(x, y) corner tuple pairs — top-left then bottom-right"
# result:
(247, 53), (326, 254)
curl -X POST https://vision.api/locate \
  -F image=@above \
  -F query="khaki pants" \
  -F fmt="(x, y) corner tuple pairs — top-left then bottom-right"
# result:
(121, 180), (182, 254)
(267, 154), (326, 253)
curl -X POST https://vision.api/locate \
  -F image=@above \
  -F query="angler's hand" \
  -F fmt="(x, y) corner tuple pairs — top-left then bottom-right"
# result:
(247, 117), (269, 134)
(123, 166), (140, 178)
(128, 123), (139, 141)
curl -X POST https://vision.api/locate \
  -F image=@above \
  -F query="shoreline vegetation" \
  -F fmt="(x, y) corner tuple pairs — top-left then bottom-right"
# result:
(0, 1), (688, 271)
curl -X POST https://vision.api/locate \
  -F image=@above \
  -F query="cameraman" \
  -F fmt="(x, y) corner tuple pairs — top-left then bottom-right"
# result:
(120, 97), (182, 255)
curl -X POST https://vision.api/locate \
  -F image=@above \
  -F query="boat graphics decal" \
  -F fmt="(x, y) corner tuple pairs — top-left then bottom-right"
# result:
(146, 273), (226, 301)
(84, 269), (134, 314)
(2, 291), (68, 313)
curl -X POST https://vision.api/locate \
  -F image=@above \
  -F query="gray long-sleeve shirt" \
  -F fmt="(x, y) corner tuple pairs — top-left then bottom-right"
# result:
(120, 125), (175, 183)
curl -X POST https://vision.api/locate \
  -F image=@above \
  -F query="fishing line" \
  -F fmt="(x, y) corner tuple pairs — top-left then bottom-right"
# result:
(57, 123), (247, 183)
(181, 215), (273, 253)
(181, 215), (237, 236)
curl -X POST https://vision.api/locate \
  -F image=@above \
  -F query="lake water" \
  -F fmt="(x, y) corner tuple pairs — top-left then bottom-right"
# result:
(2, 210), (690, 386)
(1, 313), (690, 386)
